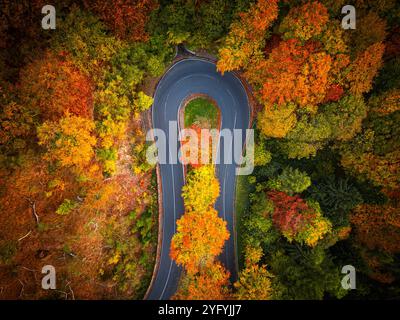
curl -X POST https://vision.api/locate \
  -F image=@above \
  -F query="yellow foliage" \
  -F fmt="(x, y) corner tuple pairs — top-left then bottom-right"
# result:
(38, 115), (96, 171)
(303, 216), (332, 247)
(182, 165), (220, 212)
(257, 103), (297, 138)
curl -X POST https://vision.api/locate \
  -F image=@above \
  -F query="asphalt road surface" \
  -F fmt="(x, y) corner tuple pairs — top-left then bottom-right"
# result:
(146, 58), (250, 300)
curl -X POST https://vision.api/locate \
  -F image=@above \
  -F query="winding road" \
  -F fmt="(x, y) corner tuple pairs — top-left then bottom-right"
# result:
(146, 58), (250, 300)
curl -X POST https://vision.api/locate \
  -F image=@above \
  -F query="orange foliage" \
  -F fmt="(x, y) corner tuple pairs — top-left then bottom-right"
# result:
(369, 89), (400, 115)
(173, 262), (231, 300)
(247, 39), (332, 106)
(217, 0), (279, 74)
(279, 1), (329, 41)
(37, 115), (97, 172)
(347, 42), (385, 96)
(170, 208), (229, 274)
(180, 124), (217, 168)
(351, 204), (400, 254)
(19, 51), (93, 122)
(84, 0), (158, 42)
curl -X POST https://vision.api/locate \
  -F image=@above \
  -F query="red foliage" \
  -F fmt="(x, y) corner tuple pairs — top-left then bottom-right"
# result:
(19, 51), (93, 122)
(268, 191), (316, 237)
(180, 124), (216, 168)
(324, 84), (344, 103)
(84, 0), (158, 42)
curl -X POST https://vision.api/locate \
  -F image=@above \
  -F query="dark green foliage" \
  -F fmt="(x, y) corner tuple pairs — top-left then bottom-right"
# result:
(269, 246), (347, 300)
(0, 239), (17, 265)
(267, 167), (311, 195)
(373, 57), (400, 93)
(364, 111), (400, 156)
(148, 0), (237, 50)
(308, 177), (362, 227)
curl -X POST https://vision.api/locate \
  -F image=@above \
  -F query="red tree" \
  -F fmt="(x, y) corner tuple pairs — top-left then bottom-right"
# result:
(84, 0), (158, 42)
(268, 191), (315, 237)
(19, 51), (93, 122)
(324, 84), (344, 103)
(267, 191), (331, 246)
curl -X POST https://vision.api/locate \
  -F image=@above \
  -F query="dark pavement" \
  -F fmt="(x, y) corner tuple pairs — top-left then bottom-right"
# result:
(147, 58), (250, 300)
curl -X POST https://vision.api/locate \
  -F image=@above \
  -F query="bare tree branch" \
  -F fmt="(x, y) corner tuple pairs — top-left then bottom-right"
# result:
(25, 198), (39, 226)
(18, 230), (32, 242)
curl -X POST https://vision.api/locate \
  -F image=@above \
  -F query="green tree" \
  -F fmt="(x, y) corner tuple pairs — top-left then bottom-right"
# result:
(322, 95), (368, 141)
(267, 167), (312, 195)
(280, 113), (332, 159)
(309, 177), (363, 227)
(269, 248), (347, 300)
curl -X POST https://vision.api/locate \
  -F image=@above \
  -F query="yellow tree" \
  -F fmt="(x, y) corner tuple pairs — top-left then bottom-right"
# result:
(257, 103), (298, 138)
(37, 115), (97, 172)
(279, 1), (329, 41)
(181, 165), (220, 212)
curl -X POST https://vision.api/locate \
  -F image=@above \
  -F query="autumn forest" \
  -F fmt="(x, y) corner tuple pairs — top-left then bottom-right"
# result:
(0, 0), (399, 301)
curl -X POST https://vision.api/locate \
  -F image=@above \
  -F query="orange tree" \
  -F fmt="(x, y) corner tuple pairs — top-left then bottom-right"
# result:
(347, 42), (385, 96)
(246, 39), (332, 107)
(170, 208), (229, 274)
(19, 51), (93, 122)
(351, 203), (400, 254)
(173, 262), (231, 300)
(217, 0), (279, 74)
